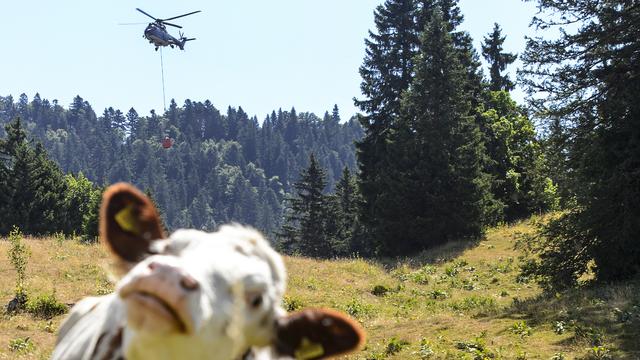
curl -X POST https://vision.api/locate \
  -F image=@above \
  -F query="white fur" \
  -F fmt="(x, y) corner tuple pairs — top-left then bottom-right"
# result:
(53, 225), (288, 360)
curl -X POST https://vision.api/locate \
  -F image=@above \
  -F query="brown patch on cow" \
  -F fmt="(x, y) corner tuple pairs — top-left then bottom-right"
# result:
(100, 183), (165, 263)
(274, 308), (365, 360)
(92, 327), (123, 360)
(101, 327), (123, 360)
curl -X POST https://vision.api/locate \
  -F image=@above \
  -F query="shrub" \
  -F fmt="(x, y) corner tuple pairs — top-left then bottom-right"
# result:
(371, 284), (391, 297)
(6, 226), (30, 313)
(414, 338), (435, 359)
(451, 296), (497, 314)
(455, 333), (495, 359)
(428, 289), (448, 300)
(587, 346), (612, 360)
(343, 299), (373, 319)
(8, 337), (35, 354)
(26, 293), (68, 319)
(8, 226), (30, 294)
(385, 337), (410, 355)
(282, 295), (304, 312)
(510, 321), (532, 337)
(575, 325), (605, 347)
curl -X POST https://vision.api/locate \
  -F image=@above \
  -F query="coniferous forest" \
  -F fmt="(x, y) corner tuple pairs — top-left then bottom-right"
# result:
(1, 0), (639, 295)
(0, 97), (362, 239)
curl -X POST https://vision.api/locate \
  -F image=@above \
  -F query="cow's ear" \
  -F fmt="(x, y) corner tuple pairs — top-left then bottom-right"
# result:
(100, 183), (165, 263)
(274, 308), (365, 360)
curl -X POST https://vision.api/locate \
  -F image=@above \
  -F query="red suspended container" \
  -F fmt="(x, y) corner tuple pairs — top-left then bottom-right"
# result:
(161, 136), (173, 149)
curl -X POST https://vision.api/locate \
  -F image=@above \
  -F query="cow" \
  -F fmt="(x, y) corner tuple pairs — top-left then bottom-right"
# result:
(52, 183), (364, 359)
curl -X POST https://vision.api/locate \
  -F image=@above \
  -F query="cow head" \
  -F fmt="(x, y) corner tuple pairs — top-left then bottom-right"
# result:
(101, 183), (364, 359)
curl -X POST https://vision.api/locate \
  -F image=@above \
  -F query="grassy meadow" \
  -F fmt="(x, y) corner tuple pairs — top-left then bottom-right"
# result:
(1, 218), (639, 359)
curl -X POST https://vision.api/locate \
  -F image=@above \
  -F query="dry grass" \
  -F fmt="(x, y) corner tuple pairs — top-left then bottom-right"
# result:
(1, 219), (639, 359)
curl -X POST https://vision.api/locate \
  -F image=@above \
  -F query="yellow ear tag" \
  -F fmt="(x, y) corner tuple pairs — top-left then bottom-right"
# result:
(294, 337), (324, 360)
(114, 205), (142, 235)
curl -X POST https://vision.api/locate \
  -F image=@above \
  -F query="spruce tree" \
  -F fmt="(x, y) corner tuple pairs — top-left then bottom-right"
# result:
(0, 118), (67, 235)
(331, 167), (362, 256)
(279, 154), (332, 258)
(377, 10), (493, 255)
(354, 0), (418, 241)
(520, 0), (640, 288)
(482, 23), (517, 92)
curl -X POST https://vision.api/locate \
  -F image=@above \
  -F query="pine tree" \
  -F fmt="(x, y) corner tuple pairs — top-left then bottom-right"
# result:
(377, 10), (493, 255)
(278, 154), (333, 258)
(520, 0), (640, 288)
(354, 0), (419, 241)
(482, 23), (517, 92)
(331, 167), (362, 256)
(0, 118), (67, 235)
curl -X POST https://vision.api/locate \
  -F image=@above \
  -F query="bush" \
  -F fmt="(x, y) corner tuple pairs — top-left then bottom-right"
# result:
(8, 226), (30, 294)
(26, 293), (68, 319)
(8, 337), (35, 354)
(6, 226), (30, 314)
(343, 299), (373, 319)
(385, 337), (410, 355)
(510, 320), (532, 337)
(282, 295), (304, 312)
(371, 284), (391, 297)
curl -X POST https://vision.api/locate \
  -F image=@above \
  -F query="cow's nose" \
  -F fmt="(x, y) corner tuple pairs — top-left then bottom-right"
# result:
(147, 261), (200, 291)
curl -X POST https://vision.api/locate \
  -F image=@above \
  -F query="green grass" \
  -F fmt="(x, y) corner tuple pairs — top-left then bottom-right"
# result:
(1, 217), (639, 359)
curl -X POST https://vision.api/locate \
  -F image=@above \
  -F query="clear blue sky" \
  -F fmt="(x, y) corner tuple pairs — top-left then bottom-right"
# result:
(0, 1), (537, 120)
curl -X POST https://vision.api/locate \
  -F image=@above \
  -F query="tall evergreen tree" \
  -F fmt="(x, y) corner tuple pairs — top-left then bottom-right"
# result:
(279, 154), (333, 258)
(330, 167), (362, 256)
(0, 118), (67, 235)
(482, 23), (517, 92)
(354, 0), (418, 241)
(520, 0), (640, 288)
(377, 10), (493, 255)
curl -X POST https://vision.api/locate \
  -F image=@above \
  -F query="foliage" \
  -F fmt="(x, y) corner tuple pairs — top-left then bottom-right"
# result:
(0, 96), (363, 237)
(481, 23), (517, 92)
(63, 173), (103, 240)
(520, 1), (640, 287)
(0, 118), (67, 235)
(415, 338), (435, 359)
(282, 295), (304, 312)
(26, 292), (68, 319)
(8, 337), (35, 354)
(509, 320), (532, 337)
(7, 226), (30, 300)
(343, 298), (374, 320)
(455, 333), (495, 360)
(384, 337), (410, 356)
(368, 8), (493, 256)
(478, 91), (558, 222)
(278, 154), (333, 257)
(371, 284), (391, 297)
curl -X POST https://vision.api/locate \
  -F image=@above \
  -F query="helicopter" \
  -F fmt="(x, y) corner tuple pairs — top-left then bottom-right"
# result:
(130, 8), (201, 51)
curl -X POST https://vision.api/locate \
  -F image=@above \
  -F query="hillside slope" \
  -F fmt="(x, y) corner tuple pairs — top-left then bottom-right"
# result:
(1, 218), (638, 359)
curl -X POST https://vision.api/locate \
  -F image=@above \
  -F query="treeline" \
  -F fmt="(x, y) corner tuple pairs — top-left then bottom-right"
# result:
(0, 119), (101, 238)
(280, 0), (557, 258)
(283, 0), (640, 291)
(277, 1), (559, 259)
(0, 95), (363, 236)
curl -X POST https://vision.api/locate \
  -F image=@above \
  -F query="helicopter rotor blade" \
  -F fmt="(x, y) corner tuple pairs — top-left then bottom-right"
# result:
(118, 22), (147, 25)
(162, 21), (183, 29)
(161, 10), (201, 22)
(136, 8), (157, 21)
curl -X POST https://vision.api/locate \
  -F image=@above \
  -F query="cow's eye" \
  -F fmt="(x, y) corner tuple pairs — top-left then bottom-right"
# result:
(247, 293), (263, 309)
